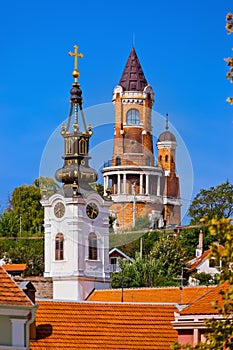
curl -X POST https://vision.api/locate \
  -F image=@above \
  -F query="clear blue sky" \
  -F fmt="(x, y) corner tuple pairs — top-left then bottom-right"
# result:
(0, 0), (232, 223)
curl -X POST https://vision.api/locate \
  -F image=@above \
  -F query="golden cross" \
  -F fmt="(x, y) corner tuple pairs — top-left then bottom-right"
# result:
(69, 45), (83, 82)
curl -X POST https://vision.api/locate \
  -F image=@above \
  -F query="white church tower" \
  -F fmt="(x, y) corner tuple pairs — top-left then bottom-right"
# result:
(41, 45), (112, 301)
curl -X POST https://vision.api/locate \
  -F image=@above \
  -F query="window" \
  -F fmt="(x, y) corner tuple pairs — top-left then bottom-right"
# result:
(126, 109), (140, 124)
(165, 155), (169, 162)
(79, 138), (87, 155)
(55, 233), (64, 260)
(146, 156), (151, 166)
(116, 156), (121, 166)
(65, 138), (73, 154)
(88, 232), (97, 260)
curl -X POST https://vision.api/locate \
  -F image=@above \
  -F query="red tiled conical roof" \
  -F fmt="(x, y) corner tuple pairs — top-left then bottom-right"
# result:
(119, 47), (148, 91)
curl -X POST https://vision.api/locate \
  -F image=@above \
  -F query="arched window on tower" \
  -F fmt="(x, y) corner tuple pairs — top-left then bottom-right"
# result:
(65, 138), (73, 155)
(165, 155), (169, 162)
(146, 156), (151, 166)
(55, 233), (64, 260)
(159, 155), (162, 162)
(88, 232), (97, 260)
(79, 138), (87, 155)
(126, 109), (140, 124)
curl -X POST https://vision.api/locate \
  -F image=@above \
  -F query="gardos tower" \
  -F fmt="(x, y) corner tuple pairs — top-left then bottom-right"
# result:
(41, 45), (112, 301)
(102, 47), (165, 229)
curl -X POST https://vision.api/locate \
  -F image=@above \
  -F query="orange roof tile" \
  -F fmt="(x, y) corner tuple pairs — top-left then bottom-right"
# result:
(30, 301), (178, 349)
(87, 286), (215, 305)
(0, 265), (32, 306)
(181, 284), (229, 315)
(2, 263), (26, 271)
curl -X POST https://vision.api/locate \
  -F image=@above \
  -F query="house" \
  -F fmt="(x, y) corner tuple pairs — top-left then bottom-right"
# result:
(172, 283), (229, 346)
(109, 247), (133, 272)
(0, 265), (37, 349)
(187, 246), (224, 285)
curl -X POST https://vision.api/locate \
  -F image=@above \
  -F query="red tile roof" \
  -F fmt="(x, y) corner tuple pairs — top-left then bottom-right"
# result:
(2, 263), (26, 271)
(87, 286), (215, 305)
(0, 265), (32, 306)
(30, 301), (178, 349)
(181, 284), (229, 315)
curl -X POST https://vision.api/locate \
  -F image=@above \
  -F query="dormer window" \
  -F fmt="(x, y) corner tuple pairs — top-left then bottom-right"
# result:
(126, 109), (140, 124)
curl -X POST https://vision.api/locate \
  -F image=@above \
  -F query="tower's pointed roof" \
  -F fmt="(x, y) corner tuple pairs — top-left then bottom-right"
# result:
(119, 47), (148, 91)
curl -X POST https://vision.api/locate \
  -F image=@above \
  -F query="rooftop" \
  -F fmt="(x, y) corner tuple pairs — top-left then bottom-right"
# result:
(0, 265), (32, 306)
(87, 286), (215, 305)
(30, 301), (178, 349)
(119, 47), (148, 91)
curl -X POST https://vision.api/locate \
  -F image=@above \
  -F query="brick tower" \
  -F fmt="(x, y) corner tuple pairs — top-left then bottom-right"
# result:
(102, 47), (165, 229)
(157, 117), (181, 226)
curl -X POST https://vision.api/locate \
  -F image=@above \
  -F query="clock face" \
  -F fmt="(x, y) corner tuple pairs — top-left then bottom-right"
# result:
(54, 202), (65, 218)
(86, 202), (99, 219)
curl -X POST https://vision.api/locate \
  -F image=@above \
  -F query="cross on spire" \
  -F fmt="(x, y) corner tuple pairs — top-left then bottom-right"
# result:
(69, 45), (83, 82)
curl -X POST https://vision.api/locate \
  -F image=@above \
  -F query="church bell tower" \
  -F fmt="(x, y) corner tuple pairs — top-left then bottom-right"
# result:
(41, 45), (112, 301)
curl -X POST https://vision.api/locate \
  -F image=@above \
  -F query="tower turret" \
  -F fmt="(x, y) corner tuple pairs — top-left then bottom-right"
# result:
(157, 116), (181, 226)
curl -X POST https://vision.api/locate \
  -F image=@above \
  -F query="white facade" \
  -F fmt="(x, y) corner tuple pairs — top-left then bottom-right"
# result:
(41, 190), (112, 301)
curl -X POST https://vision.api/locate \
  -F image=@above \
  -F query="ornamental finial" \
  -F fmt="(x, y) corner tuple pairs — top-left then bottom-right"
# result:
(166, 113), (169, 130)
(69, 45), (84, 83)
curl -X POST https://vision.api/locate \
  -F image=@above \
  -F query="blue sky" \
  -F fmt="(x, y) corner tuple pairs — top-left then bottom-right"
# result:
(0, 0), (232, 223)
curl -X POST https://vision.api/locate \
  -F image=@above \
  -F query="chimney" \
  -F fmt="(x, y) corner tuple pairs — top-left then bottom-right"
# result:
(20, 281), (37, 340)
(195, 230), (203, 258)
(198, 230), (203, 253)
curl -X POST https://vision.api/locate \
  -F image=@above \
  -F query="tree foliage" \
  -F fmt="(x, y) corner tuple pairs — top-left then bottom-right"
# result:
(111, 234), (188, 288)
(188, 181), (233, 224)
(33, 176), (60, 197)
(178, 226), (216, 259)
(0, 239), (44, 276)
(225, 13), (233, 104)
(150, 234), (187, 284)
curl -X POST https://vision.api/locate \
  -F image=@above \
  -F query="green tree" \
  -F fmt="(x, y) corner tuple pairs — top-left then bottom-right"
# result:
(111, 234), (188, 288)
(178, 226), (216, 259)
(11, 184), (43, 235)
(188, 181), (233, 224)
(0, 209), (19, 238)
(33, 176), (60, 197)
(111, 252), (158, 288)
(225, 13), (233, 104)
(192, 272), (217, 286)
(150, 234), (187, 286)
(0, 239), (44, 276)
(172, 218), (233, 350)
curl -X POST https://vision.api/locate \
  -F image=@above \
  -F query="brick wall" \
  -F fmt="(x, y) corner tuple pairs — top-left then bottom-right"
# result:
(13, 276), (53, 299)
